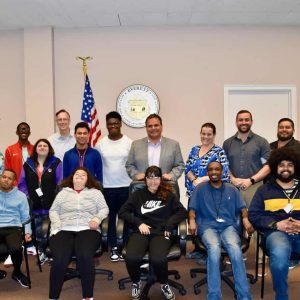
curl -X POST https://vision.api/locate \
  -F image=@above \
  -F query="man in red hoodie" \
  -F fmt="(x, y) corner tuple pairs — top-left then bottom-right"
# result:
(4, 122), (33, 185)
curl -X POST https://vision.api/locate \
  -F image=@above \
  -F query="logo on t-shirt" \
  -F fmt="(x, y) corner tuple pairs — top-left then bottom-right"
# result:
(141, 200), (165, 214)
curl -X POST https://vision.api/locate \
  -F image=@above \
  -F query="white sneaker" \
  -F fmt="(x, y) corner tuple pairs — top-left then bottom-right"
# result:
(26, 246), (37, 256)
(4, 255), (13, 268)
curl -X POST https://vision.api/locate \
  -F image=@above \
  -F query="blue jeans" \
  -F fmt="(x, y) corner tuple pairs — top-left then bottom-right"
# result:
(201, 226), (252, 300)
(266, 231), (300, 300)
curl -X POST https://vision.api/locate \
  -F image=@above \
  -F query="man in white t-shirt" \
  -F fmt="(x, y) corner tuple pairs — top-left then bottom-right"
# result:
(48, 109), (76, 161)
(95, 111), (132, 262)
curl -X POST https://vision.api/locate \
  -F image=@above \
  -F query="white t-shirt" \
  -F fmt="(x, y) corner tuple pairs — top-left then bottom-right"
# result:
(95, 135), (132, 188)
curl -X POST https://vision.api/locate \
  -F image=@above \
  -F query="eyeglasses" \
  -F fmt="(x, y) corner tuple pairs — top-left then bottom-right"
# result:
(146, 176), (161, 181)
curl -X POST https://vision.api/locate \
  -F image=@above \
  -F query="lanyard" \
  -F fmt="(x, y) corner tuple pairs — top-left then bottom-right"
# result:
(77, 148), (87, 167)
(282, 188), (299, 203)
(210, 187), (223, 218)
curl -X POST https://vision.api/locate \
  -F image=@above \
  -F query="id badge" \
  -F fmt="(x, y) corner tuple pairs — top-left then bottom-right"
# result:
(216, 217), (225, 223)
(284, 203), (293, 213)
(35, 187), (43, 197)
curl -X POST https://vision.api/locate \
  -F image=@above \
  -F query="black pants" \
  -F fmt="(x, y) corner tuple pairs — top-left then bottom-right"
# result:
(49, 230), (101, 299)
(104, 187), (129, 248)
(125, 232), (172, 284)
(0, 227), (23, 274)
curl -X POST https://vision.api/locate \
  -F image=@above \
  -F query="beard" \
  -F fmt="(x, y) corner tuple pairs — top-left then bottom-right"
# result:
(277, 132), (293, 142)
(237, 124), (251, 134)
(276, 172), (294, 183)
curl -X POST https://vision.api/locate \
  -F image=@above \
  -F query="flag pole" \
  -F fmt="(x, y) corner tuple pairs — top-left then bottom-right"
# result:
(76, 56), (93, 78)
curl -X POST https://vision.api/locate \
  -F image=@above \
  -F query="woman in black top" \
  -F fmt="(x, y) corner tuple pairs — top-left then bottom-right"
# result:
(119, 165), (187, 300)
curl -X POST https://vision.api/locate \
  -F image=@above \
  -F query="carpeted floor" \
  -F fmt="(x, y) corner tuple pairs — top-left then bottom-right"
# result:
(0, 241), (299, 299)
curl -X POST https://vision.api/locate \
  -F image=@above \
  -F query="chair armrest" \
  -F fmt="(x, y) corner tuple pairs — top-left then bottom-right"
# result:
(178, 219), (187, 255)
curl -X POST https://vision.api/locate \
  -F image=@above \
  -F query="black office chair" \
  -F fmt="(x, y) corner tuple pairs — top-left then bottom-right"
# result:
(117, 218), (187, 299)
(45, 217), (113, 282)
(0, 218), (41, 289)
(255, 230), (300, 298)
(190, 217), (256, 297)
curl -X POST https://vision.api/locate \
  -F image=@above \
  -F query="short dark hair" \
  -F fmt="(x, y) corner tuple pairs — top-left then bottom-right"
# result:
(278, 118), (294, 129)
(16, 122), (30, 132)
(56, 109), (70, 118)
(60, 167), (102, 191)
(145, 114), (162, 126)
(106, 111), (122, 122)
(31, 139), (55, 167)
(201, 122), (216, 135)
(268, 148), (299, 175)
(75, 122), (90, 133)
(2, 168), (16, 179)
(207, 160), (223, 170)
(236, 110), (253, 121)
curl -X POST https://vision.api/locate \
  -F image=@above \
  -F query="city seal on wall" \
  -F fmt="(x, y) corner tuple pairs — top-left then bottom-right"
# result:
(116, 84), (160, 128)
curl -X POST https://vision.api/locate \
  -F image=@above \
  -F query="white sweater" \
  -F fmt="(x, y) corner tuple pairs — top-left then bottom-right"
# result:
(49, 187), (109, 236)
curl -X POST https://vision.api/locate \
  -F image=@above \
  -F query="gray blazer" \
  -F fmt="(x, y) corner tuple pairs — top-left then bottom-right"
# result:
(125, 136), (185, 182)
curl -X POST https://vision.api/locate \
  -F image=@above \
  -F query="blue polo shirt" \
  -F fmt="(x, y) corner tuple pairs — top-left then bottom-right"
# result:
(189, 182), (246, 235)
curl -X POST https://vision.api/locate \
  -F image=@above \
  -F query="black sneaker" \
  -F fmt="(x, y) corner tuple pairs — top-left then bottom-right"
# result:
(119, 254), (125, 261)
(110, 247), (119, 262)
(11, 272), (30, 288)
(161, 284), (175, 300)
(131, 280), (142, 299)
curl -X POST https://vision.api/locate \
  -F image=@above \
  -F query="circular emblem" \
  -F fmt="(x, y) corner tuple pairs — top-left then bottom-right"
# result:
(116, 84), (160, 128)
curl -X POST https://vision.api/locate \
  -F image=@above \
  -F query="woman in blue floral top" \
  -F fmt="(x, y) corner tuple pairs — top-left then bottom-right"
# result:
(185, 123), (230, 198)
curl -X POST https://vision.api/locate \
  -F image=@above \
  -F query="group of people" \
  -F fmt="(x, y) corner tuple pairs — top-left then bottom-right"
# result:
(0, 108), (299, 300)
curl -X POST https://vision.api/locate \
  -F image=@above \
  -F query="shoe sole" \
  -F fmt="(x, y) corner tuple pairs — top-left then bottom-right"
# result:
(12, 276), (29, 288)
(110, 258), (120, 262)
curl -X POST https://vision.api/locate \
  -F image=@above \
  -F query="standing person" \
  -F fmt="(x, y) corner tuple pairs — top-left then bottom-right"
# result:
(18, 139), (62, 264)
(48, 109), (76, 161)
(119, 165), (187, 300)
(126, 114), (184, 197)
(189, 161), (254, 300)
(223, 110), (271, 207)
(185, 122), (229, 259)
(0, 169), (32, 287)
(249, 148), (300, 300)
(95, 111), (132, 262)
(4, 122), (33, 184)
(63, 122), (103, 183)
(49, 167), (109, 300)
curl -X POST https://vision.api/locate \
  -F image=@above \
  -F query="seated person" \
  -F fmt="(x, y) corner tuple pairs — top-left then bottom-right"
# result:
(189, 161), (254, 300)
(0, 169), (32, 287)
(249, 148), (300, 300)
(119, 165), (187, 300)
(48, 167), (109, 300)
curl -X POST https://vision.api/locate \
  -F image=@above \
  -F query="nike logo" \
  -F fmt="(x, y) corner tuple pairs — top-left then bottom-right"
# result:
(141, 200), (165, 214)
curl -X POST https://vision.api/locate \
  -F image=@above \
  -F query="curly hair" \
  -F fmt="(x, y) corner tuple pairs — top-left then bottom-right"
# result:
(145, 165), (175, 201)
(60, 167), (103, 191)
(268, 148), (299, 175)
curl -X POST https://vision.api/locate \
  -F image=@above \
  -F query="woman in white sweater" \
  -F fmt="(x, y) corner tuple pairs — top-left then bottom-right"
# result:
(48, 167), (109, 300)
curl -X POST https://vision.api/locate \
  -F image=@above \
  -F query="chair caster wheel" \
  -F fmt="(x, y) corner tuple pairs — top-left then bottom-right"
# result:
(108, 275), (113, 280)
(190, 272), (197, 278)
(179, 288), (187, 295)
(119, 284), (125, 290)
(194, 287), (201, 295)
(174, 274), (180, 280)
(250, 278), (257, 284)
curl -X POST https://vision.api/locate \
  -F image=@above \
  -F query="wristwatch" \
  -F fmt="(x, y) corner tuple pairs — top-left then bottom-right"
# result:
(250, 177), (255, 185)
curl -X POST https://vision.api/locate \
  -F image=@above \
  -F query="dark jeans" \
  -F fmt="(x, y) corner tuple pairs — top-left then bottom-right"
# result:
(0, 227), (23, 273)
(104, 187), (129, 248)
(49, 230), (101, 299)
(125, 232), (172, 284)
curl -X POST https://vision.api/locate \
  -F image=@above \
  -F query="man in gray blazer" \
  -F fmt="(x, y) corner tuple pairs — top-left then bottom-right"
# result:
(126, 114), (185, 196)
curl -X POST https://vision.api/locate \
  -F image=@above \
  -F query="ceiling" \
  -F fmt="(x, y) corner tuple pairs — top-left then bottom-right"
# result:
(1, 0), (300, 30)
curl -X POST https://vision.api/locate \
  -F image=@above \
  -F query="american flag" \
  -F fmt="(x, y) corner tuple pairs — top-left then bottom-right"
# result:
(81, 74), (101, 147)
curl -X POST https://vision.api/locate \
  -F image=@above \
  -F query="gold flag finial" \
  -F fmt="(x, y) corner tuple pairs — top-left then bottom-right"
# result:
(76, 56), (93, 77)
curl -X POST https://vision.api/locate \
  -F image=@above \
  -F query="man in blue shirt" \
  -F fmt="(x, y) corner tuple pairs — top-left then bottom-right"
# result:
(189, 161), (254, 300)
(63, 122), (103, 182)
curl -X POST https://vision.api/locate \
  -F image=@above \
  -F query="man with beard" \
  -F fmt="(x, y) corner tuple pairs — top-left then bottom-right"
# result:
(189, 161), (253, 300)
(223, 110), (271, 207)
(249, 148), (300, 300)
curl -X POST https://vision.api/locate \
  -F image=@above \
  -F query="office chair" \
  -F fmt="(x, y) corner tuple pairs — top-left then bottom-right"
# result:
(255, 230), (300, 298)
(190, 216), (256, 297)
